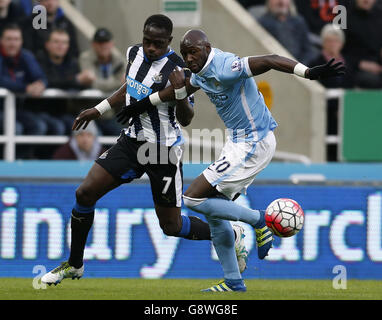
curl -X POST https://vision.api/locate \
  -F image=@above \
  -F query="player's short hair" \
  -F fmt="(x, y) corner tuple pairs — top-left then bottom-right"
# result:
(1, 23), (22, 38)
(143, 14), (173, 36)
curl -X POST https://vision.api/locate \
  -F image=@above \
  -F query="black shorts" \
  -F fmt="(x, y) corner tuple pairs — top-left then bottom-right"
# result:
(95, 131), (183, 207)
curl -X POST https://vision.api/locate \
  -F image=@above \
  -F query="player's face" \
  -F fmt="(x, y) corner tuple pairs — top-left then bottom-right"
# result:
(142, 26), (172, 61)
(180, 44), (210, 73)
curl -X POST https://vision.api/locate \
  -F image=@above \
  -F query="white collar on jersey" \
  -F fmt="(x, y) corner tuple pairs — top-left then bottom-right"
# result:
(197, 48), (215, 76)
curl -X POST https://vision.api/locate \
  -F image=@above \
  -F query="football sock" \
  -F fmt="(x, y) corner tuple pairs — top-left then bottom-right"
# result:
(68, 203), (95, 269)
(205, 215), (241, 280)
(184, 196), (262, 228)
(178, 215), (211, 240)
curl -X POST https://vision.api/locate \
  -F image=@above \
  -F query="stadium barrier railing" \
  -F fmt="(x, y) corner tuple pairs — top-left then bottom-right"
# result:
(0, 87), (322, 163)
(0, 88), (116, 162)
(325, 89), (344, 147)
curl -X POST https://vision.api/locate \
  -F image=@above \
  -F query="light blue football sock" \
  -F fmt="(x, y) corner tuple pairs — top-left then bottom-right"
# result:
(205, 215), (241, 280)
(186, 196), (262, 228)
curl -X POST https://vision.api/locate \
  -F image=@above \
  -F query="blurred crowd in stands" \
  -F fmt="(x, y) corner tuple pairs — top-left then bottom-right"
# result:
(0, 0), (381, 160)
(239, 0), (382, 89)
(239, 0), (382, 162)
(0, 0), (125, 159)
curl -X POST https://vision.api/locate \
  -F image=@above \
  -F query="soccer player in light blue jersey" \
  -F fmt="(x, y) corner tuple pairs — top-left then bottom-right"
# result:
(118, 29), (345, 292)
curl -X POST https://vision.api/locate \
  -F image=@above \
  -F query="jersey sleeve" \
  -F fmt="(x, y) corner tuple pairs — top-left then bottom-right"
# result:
(125, 46), (132, 61)
(189, 73), (200, 88)
(216, 54), (253, 84)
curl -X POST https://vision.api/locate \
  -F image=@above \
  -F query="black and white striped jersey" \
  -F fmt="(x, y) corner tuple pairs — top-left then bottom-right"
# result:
(124, 44), (192, 146)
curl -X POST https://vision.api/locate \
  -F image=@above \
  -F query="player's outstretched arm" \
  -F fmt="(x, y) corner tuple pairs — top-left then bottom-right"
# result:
(116, 72), (199, 125)
(72, 82), (127, 130)
(247, 55), (345, 80)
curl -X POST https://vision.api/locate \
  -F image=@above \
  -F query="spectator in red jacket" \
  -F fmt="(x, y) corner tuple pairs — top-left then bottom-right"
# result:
(53, 121), (105, 160)
(294, 0), (345, 35)
(0, 23), (48, 136)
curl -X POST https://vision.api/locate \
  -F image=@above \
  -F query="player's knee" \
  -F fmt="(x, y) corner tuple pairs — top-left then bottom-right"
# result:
(182, 195), (206, 209)
(75, 186), (96, 207)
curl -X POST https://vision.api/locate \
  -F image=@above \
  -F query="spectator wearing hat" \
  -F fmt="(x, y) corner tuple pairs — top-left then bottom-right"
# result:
(79, 27), (125, 136)
(52, 121), (105, 160)
(79, 28), (125, 93)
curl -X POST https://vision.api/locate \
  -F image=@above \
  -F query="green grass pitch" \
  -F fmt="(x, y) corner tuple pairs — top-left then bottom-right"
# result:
(0, 278), (381, 300)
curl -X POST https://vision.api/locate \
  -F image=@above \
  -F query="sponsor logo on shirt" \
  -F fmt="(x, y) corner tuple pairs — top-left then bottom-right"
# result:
(206, 92), (229, 107)
(126, 75), (153, 100)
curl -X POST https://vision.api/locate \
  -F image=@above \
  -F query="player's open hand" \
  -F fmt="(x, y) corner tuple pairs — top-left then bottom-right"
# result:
(307, 58), (346, 80)
(72, 107), (101, 131)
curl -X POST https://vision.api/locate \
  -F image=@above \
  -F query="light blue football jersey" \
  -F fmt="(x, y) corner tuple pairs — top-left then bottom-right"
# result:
(190, 48), (277, 142)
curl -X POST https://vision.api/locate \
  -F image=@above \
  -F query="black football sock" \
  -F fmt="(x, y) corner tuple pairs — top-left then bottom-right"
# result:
(179, 215), (211, 240)
(68, 208), (95, 269)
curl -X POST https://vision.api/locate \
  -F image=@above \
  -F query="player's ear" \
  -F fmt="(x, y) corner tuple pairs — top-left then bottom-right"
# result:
(168, 36), (173, 45)
(206, 43), (211, 54)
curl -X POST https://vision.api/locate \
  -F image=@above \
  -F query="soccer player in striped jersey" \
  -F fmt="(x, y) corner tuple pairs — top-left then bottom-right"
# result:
(122, 29), (345, 292)
(41, 16), (248, 286)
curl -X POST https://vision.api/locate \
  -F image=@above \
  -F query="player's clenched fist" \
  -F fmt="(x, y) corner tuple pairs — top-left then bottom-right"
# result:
(168, 67), (186, 89)
(72, 108), (101, 131)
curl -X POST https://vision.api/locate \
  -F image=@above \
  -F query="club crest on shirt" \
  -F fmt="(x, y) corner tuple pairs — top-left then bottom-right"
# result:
(152, 73), (163, 84)
(231, 59), (242, 72)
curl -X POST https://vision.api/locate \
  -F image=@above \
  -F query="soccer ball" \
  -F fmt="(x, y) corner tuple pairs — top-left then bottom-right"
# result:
(265, 198), (304, 237)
